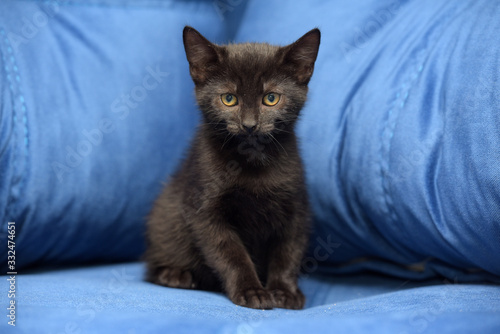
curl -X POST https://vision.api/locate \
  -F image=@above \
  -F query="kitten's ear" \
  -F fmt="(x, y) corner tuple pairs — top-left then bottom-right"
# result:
(282, 28), (321, 85)
(183, 26), (221, 84)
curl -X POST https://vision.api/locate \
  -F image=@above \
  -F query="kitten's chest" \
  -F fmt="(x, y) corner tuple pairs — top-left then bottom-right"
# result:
(219, 187), (295, 240)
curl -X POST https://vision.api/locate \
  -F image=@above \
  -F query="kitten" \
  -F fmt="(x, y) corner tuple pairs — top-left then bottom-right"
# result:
(144, 26), (320, 310)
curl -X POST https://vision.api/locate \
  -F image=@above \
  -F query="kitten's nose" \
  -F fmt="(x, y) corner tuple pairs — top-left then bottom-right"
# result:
(241, 116), (258, 133)
(242, 124), (257, 134)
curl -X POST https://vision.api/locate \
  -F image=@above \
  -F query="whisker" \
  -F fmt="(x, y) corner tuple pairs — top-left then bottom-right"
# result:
(220, 133), (234, 150)
(268, 133), (288, 157)
(272, 127), (292, 135)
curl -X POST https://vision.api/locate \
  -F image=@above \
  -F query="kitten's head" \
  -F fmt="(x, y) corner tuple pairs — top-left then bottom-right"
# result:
(183, 26), (320, 143)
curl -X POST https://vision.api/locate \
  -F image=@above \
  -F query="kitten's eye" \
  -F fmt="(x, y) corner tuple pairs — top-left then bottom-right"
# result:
(262, 93), (280, 106)
(221, 94), (238, 107)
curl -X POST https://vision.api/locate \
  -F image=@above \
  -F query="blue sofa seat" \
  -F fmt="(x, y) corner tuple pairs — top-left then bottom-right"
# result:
(3, 263), (499, 333)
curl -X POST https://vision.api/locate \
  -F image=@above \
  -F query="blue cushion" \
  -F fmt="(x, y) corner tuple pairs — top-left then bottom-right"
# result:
(2, 263), (499, 333)
(0, 0), (228, 269)
(235, 0), (500, 281)
(1, 0), (499, 284)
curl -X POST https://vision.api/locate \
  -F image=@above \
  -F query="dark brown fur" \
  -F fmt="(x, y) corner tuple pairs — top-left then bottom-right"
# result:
(144, 26), (320, 309)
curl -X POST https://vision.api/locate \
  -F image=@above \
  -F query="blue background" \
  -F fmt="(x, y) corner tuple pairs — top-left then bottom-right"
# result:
(0, 0), (499, 332)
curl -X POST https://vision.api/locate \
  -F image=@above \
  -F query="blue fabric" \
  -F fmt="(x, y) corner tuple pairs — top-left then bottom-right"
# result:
(0, 0), (230, 269)
(1, 263), (499, 333)
(0, 1), (499, 332)
(235, 0), (500, 281)
(0, 0), (499, 293)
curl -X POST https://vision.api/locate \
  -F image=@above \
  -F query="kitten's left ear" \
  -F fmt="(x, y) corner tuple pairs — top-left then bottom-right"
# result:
(282, 28), (321, 85)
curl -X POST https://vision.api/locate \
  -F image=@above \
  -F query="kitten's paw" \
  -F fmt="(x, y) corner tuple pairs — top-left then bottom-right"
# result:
(156, 267), (196, 289)
(231, 288), (274, 309)
(270, 287), (305, 309)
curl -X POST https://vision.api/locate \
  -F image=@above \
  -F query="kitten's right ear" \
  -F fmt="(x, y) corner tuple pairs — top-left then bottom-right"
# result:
(183, 26), (220, 84)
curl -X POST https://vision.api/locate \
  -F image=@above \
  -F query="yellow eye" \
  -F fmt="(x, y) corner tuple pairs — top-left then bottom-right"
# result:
(221, 94), (238, 107)
(262, 93), (280, 106)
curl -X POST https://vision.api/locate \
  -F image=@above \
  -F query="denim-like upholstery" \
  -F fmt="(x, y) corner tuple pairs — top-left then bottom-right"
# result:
(0, 1), (499, 332)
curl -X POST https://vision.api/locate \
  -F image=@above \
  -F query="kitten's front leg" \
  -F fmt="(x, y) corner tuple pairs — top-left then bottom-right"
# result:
(192, 214), (274, 309)
(266, 223), (309, 309)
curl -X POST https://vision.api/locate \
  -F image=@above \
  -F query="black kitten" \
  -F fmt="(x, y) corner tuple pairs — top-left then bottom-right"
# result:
(144, 26), (320, 309)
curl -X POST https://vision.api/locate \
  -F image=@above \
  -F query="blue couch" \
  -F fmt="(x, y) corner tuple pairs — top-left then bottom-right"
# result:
(1, 0), (499, 333)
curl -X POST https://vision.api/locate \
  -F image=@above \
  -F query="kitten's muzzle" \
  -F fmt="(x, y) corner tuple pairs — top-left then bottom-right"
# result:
(241, 116), (258, 134)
